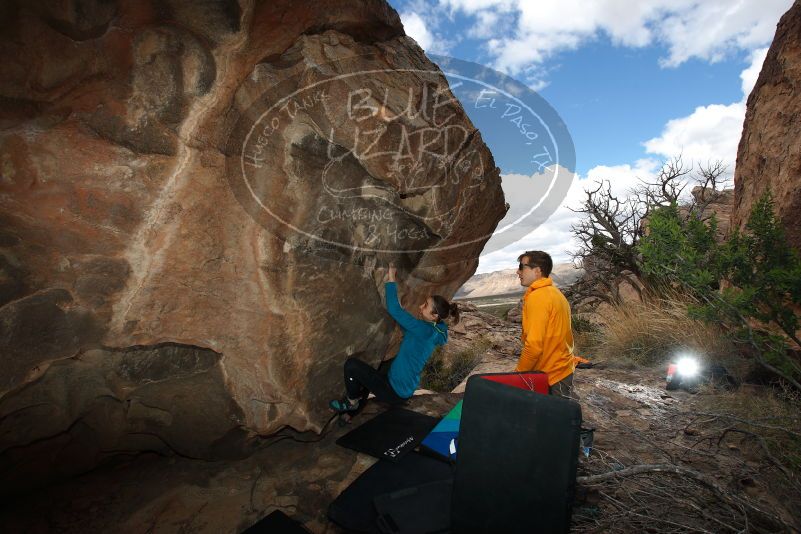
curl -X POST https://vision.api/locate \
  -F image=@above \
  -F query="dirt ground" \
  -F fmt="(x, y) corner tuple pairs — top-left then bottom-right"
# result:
(1, 308), (800, 533)
(573, 364), (801, 533)
(0, 393), (463, 533)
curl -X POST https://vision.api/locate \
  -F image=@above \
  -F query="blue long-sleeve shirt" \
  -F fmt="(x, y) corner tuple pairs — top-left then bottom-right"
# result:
(384, 282), (449, 398)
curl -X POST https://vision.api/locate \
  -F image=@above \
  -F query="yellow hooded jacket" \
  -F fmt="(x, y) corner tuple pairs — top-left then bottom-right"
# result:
(515, 277), (576, 385)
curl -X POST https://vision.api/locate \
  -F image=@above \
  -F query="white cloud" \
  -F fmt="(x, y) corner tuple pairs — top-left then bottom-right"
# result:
(465, 11), (493, 38)
(401, 12), (435, 50)
(435, 0), (790, 76)
(584, 158), (661, 196)
(642, 102), (745, 171)
(399, 11), (455, 55)
(741, 47), (769, 96)
(655, 2), (786, 67)
(439, 0), (517, 15)
(444, 1), (784, 274)
(643, 47), (769, 172)
(477, 159), (659, 273)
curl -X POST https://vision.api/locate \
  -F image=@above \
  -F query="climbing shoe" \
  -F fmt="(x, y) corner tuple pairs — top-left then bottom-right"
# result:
(329, 398), (360, 413)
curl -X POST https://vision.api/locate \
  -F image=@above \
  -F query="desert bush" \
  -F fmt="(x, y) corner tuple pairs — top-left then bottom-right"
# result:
(572, 314), (602, 359)
(595, 293), (736, 368)
(568, 157), (727, 307)
(640, 190), (801, 388)
(420, 337), (492, 393)
(572, 314), (600, 334)
(480, 303), (517, 320)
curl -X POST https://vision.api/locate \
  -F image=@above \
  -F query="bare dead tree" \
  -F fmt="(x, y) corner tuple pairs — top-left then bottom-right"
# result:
(632, 155), (693, 211)
(568, 180), (645, 306)
(568, 157), (733, 310)
(685, 160), (732, 223)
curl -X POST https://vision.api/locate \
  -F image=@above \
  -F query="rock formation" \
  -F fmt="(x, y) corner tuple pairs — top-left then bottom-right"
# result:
(734, 0), (801, 250)
(0, 0), (505, 494)
(3, 304), (800, 532)
(686, 186), (734, 242)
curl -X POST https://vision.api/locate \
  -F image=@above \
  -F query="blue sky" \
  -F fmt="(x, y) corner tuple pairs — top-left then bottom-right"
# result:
(386, 0), (793, 273)
(537, 41), (744, 176)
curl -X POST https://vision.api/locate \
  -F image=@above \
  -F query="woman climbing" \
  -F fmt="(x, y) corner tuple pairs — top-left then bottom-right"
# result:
(329, 263), (460, 414)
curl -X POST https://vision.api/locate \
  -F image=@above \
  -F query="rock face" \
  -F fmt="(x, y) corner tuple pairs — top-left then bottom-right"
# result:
(0, 0), (505, 494)
(687, 186), (734, 242)
(3, 304), (801, 532)
(734, 0), (801, 250)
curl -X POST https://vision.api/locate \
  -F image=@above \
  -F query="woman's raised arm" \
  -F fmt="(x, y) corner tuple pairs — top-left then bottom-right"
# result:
(382, 263), (423, 332)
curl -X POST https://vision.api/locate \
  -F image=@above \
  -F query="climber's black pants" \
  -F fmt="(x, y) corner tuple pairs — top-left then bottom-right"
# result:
(344, 357), (405, 405)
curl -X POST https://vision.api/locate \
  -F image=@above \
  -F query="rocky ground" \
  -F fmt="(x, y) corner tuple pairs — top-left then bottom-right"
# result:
(1, 306), (799, 533)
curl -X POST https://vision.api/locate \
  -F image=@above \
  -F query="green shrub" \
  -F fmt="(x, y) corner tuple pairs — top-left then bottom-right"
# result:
(639, 202), (721, 292)
(639, 190), (801, 388)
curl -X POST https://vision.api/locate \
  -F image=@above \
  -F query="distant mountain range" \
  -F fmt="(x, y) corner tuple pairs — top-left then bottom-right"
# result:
(455, 264), (584, 299)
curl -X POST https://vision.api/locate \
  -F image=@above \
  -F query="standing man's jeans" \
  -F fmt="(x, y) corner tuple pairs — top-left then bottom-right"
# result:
(549, 373), (576, 399)
(344, 357), (406, 405)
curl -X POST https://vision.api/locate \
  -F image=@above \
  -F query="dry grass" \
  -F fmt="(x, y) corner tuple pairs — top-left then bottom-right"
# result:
(697, 383), (801, 472)
(572, 314), (602, 359)
(594, 293), (738, 370)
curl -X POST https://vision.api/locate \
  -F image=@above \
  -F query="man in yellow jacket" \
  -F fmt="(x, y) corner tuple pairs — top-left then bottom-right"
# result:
(515, 250), (576, 398)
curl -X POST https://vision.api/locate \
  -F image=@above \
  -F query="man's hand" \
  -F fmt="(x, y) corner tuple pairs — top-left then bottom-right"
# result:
(386, 262), (397, 282)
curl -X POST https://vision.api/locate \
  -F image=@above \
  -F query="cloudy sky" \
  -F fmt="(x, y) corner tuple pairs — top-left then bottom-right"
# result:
(386, 0), (792, 273)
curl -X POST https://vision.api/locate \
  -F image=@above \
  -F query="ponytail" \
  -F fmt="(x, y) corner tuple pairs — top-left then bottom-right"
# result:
(431, 295), (460, 324)
(449, 302), (460, 324)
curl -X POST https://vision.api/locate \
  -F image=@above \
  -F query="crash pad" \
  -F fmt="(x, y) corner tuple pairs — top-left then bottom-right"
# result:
(420, 372), (549, 461)
(328, 452), (454, 533)
(335, 408), (439, 462)
(451, 374), (582, 533)
(241, 509), (310, 533)
(374, 479), (453, 534)
(420, 400), (462, 462)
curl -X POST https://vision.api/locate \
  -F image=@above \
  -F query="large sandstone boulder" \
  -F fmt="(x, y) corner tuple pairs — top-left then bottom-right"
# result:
(687, 186), (734, 242)
(0, 0), (505, 494)
(734, 0), (801, 250)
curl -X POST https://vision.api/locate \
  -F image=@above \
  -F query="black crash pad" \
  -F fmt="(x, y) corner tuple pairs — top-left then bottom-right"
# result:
(241, 509), (310, 533)
(374, 479), (452, 534)
(336, 408), (439, 462)
(328, 452), (455, 533)
(451, 375), (582, 534)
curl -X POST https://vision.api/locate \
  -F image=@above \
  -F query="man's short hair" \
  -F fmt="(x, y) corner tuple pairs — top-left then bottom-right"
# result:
(517, 250), (553, 277)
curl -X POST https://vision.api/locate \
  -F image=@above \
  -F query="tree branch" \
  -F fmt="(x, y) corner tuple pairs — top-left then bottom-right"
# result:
(578, 463), (790, 532)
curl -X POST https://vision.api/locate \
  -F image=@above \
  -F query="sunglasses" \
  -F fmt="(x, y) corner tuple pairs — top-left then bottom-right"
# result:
(518, 262), (535, 271)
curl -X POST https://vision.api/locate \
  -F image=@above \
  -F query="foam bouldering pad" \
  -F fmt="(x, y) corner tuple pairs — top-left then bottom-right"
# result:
(420, 372), (549, 462)
(420, 400), (462, 462)
(374, 479), (452, 534)
(451, 375), (582, 534)
(241, 509), (310, 533)
(328, 452), (455, 533)
(335, 408), (439, 462)
(478, 371), (549, 394)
